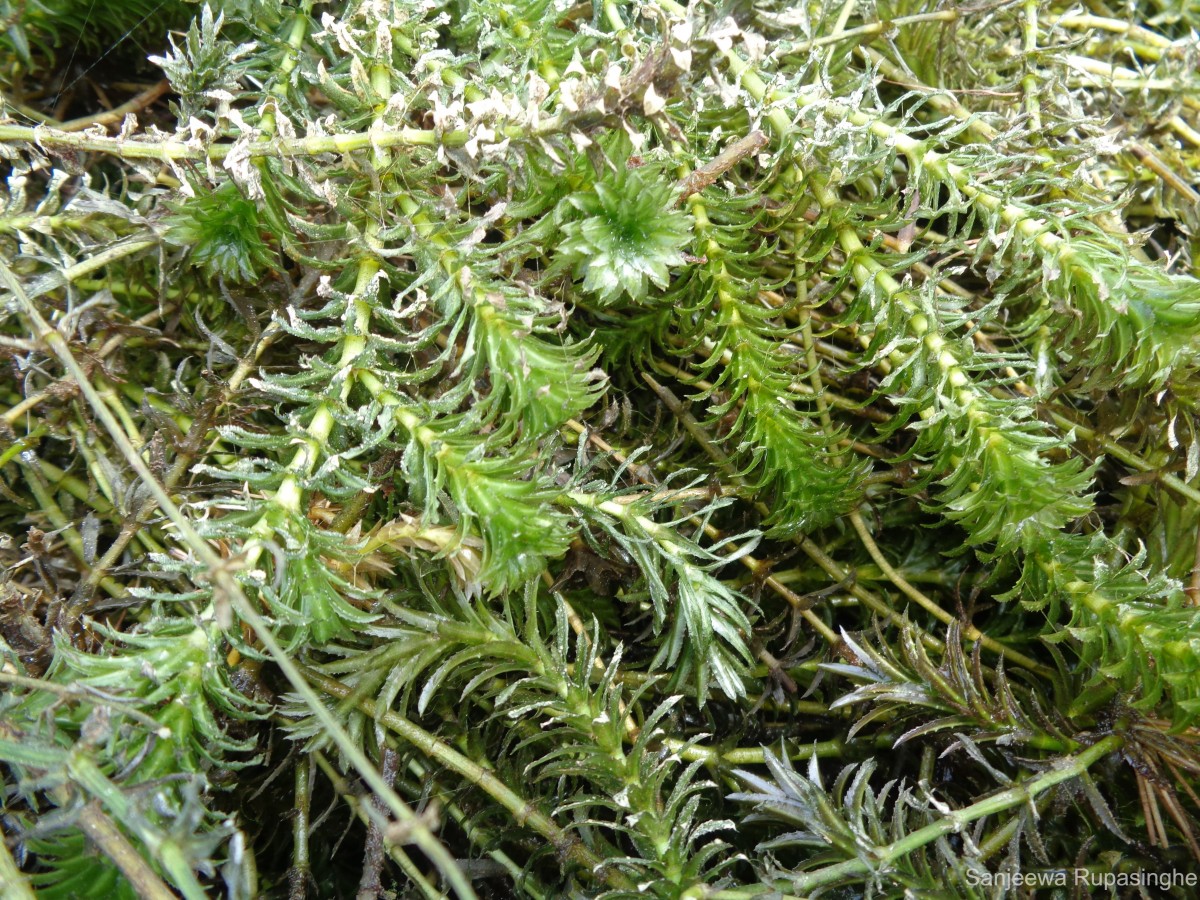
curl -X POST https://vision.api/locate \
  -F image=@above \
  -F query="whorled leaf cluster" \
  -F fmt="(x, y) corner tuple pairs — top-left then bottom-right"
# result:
(1, 0), (1200, 897)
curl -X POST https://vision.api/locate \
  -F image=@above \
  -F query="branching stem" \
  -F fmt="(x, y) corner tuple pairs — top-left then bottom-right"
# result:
(0, 259), (476, 900)
(305, 667), (636, 893)
(848, 510), (1055, 676)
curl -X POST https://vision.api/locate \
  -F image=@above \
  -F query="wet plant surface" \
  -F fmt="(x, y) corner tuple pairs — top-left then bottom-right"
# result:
(2, 1), (1200, 897)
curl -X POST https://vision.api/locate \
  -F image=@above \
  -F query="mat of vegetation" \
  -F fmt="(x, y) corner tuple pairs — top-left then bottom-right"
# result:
(2, 0), (1199, 896)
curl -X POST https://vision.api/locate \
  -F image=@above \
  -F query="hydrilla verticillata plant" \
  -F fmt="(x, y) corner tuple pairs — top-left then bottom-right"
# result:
(2, 0), (1200, 896)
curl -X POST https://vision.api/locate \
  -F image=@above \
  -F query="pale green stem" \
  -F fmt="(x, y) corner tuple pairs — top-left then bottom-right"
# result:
(797, 284), (835, 435)
(602, 0), (625, 33)
(25, 457), (121, 520)
(260, 1), (313, 135)
(308, 751), (444, 900)
(1049, 13), (1176, 51)
(95, 378), (144, 450)
(3, 306), (171, 425)
(1063, 55), (1200, 113)
(783, 10), (959, 55)
(1049, 411), (1200, 507)
(663, 737), (844, 766)
(306, 667), (635, 893)
(777, 735), (1123, 894)
(14, 453), (126, 598)
(0, 260), (477, 900)
(75, 802), (183, 900)
(66, 427), (120, 513)
(0, 116), (568, 161)
(65, 753), (207, 900)
(849, 510), (1055, 677)
(857, 47), (998, 143)
(710, 734), (1123, 897)
(261, 43), (391, 515)
(831, 0), (857, 35)
(0, 831), (36, 900)
(289, 756), (311, 900)
(1021, 1), (1043, 131)
(405, 757), (551, 900)
(18, 238), (158, 302)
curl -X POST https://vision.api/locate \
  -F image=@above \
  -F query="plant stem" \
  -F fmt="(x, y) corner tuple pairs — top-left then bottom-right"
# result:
(288, 756), (311, 900)
(404, 757), (551, 900)
(0, 122), (446, 159)
(711, 734), (1123, 897)
(1049, 13), (1177, 52)
(848, 510), (1055, 677)
(783, 10), (959, 56)
(780, 734), (1123, 893)
(1049, 410), (1200, 506)
(309, 751), (444, 900)
(663, 737), (844, 766)
(0, 835), (36, 900)
(75, 802), (180, 900)
(304, 667), (636, 893)
(0, 259), (477, 900)
(18, 238), (158, 301)
(1021, 1), (1043, 132)
(357, 745), (400, 900)
(59, 80), (170, 132)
